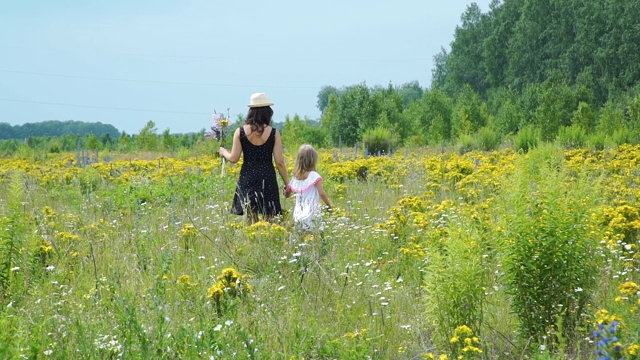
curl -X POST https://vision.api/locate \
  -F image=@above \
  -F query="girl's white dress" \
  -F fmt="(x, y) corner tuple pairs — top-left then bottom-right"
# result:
(287, 171), (324, 230)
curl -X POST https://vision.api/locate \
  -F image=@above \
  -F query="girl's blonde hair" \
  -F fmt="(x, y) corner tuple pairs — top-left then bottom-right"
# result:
(292, 144), (318, 180)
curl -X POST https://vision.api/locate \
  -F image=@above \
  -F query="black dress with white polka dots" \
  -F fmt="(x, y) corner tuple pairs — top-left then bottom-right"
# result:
(231, 126), (282, 216)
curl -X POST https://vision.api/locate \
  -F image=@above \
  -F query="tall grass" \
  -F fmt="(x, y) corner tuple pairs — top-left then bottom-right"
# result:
(0, 145), (639, 359)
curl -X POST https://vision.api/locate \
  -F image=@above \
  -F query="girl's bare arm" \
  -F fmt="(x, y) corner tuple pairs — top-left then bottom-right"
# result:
(315, 181), (331, 208)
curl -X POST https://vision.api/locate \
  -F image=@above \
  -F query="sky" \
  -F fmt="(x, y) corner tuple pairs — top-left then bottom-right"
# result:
(0, 0), (492, 135)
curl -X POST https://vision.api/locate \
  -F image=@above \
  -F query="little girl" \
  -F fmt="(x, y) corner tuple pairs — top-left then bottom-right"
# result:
(285, 144), (332, 231)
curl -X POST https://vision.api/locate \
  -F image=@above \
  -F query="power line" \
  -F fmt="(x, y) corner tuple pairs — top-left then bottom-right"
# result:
(0, 98), (210, 116)
(0, 69), (319, 89)
(0, 44), (431, 63)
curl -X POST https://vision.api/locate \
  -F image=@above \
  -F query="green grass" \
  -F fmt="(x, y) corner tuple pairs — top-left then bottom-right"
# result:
(1, 146), (639, 359)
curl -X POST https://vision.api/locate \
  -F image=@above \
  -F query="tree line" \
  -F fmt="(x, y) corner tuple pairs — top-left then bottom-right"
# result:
(308, 0), (640, 152)
(0, 120), (211, 156)
(0, 120), (120, 141)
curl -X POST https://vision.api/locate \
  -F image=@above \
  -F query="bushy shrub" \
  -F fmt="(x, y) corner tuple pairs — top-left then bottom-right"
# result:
(608, 128), (632, 147)
(363, 127), (397, 156)
(497, 145), (601, 349)
(514, 125), (539, 153)
(556, 124), (587, 149)
(456, 133), (475, 154)
(46, 140), (62, 153)
(475, 126), (501, 151)
(302, 126), (328, 149)
(587, 132), (607, 150)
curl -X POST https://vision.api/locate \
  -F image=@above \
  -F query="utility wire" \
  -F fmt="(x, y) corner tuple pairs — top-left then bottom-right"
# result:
(0, 44), (430, 62)
(0, 98), (210, 116)
(0, 69), (319, 89)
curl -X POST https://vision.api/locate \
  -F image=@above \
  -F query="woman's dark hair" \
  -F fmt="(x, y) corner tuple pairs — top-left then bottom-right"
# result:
(245, 107), (274, 135)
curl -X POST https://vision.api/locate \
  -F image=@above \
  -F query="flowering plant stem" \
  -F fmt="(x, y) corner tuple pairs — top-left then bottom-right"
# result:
(205, 108), (230, 177)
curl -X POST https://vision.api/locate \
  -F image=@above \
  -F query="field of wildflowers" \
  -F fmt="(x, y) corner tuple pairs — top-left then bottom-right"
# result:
(1, 144), (639, 359)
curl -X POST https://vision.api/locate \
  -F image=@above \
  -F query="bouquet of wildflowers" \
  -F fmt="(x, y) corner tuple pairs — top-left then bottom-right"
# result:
(205, 108), (231, 175)
(205, 109), (230, 145)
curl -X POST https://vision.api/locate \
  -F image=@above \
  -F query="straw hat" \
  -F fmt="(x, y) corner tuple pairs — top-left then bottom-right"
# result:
(248, 92), (274, 108)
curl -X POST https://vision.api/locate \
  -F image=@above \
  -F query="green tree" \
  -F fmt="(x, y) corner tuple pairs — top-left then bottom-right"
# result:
(444, 3), (490, 95)
(628, 94), (640, 142)
(0, 123), (15, 140)
(483, 0), (523, 89)
(431, 47), (450, 90)
(162, 129), (177, 151)
(422, 89), (454, 144)
(85, 133), (102, 151)
(487, 87), (524, 135)
(451, 85), (485, 138)
(137, 120), (159, 151)
(506, 0), (562, 88)
(302, 125), (327, 148)
(397, 81), (423, 107)
(327, 83), (373, 147)
(100, 133), (113, 150)
(282, 114), (307, 151)
(61, 133), (80, 151)
(534, 78), (577, 141)
(118, 131), (133, 151)
(596, 100), (626, 136)
(571, 102), (596, 131)
(316, 85), (340, 114)
(371, 84), (407, 143)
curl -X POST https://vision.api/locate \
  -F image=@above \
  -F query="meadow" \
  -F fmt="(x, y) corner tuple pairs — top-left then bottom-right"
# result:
(1, 143), (639, 359)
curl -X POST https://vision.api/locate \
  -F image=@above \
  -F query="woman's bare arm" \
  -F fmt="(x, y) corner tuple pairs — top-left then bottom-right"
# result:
(219, 128), (242, 163)
(273, 130), (289, 186)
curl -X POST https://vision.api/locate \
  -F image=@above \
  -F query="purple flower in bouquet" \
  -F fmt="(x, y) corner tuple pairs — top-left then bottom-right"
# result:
(205, 109), (231, 147)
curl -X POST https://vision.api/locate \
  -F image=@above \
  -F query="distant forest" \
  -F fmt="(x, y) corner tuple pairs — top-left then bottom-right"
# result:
(432, 0), (640, 103)
(0, 121), (120, 141)
(314, 0), (640, 151)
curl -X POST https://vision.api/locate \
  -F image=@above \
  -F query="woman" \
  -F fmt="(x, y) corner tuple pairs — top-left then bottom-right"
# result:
(219, 93), (289, 224)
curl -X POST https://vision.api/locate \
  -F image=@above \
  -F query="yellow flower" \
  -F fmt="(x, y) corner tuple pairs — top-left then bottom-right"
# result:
(343, 328), (367, 340)
(39, 242), (55, 253)
(244, 221), (288, 240)
(217, 267), (241, 283)
(176, 274), (198, 287)
(595, 308), (623, 326)
(619, 281), (640, 296)
(627, 344), (640, 356)
(207, 267), (252, 303)
(462, 345), (483, 354)
(453, 325), (474, 338)
(207, 282), (224, 300)
(179, 223), (198, 237)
